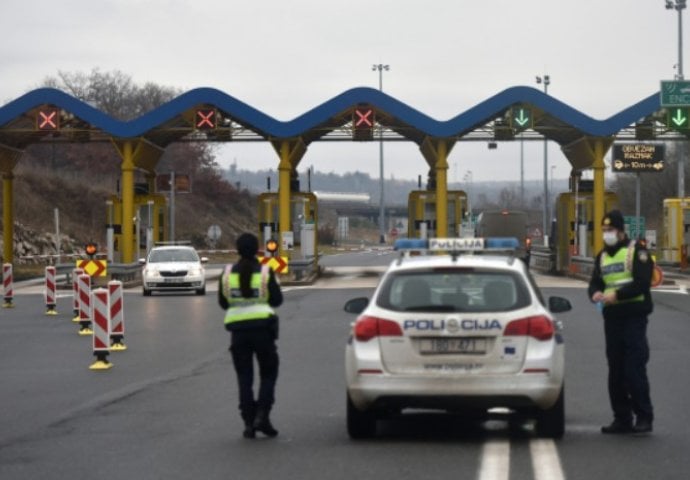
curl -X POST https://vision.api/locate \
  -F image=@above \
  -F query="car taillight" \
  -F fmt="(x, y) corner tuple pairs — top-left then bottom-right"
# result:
(354, 316), (403, 342)
(504, 315), (554, 341)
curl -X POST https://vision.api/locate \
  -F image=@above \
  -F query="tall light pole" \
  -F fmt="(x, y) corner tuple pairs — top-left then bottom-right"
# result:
(667, 0), (687, 198)
(536, 74), (551, 243)
(550, 164), (557, 209)
(463, 170), (473, 232)
(373, 63), (390, 243)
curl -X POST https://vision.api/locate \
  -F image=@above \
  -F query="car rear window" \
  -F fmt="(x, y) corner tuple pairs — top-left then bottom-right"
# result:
(376, 269), (531, 313)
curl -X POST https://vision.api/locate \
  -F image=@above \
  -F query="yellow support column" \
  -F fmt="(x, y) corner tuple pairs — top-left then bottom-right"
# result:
(120, 142), (135, 263)
(592, 140), (606, 256)
(278, 141), (292, 258)
(434, 141), (449, 238)
(2, 173), (13, 263)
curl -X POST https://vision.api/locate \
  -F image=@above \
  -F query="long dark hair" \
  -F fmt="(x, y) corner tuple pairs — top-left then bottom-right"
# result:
(237, 258), (255, 298)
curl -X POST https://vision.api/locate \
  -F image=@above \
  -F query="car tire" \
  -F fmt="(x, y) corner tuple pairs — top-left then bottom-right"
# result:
(347, 393), (377, 439)
(535, 385), (565, 439)
(143, 288), (152, 297)
(196, 286), (206, 295)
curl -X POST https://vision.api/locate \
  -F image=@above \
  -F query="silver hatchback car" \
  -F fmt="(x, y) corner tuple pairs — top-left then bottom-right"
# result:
(343, 237), (572, 439)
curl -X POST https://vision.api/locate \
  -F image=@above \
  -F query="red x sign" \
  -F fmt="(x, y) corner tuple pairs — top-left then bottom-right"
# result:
(354, 108), (374, 127)
(352, 106), (375, 140)
(37, 108), (59, 130)
(195, 109), (216, 129)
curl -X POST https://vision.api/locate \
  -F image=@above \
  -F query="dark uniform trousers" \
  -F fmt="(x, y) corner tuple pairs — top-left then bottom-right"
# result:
(604, 314), (653, 423)
(230, 328), (279, 416)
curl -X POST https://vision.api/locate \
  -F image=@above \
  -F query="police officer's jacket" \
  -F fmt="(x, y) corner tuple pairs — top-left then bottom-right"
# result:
(588, 236), (654, 318)
(218, 258), (283, 331)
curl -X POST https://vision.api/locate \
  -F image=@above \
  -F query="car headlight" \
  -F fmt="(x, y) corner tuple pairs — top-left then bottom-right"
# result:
(188, 267), (203, 276)
(144, 267), (161, 278)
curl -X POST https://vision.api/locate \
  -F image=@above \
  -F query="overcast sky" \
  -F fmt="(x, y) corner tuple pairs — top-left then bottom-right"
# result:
(0, 0), (680, 182)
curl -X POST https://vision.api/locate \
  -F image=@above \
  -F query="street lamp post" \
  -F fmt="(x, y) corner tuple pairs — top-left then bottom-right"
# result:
(550, 165), (556, 210)
(464, 170), (473, 233)
(667, 0), (687, 198)
(536, 74), (551, 244)
(373, 63), (390, 244)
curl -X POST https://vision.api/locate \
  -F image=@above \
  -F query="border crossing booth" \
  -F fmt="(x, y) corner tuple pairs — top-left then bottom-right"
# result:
(554, 183), (618, 271)
(107, 190), (168, 262)
(662, 198), (690, 264)
(257, 192), (318, 258)
(407, 190), (467, 239)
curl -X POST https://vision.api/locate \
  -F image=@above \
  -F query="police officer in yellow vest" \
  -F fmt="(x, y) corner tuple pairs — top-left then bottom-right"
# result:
(219, 233), (283, 439)
(588, 210), (654, 435)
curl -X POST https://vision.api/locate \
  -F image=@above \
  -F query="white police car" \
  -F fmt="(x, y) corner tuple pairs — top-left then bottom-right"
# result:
(343, 237), (572, 439)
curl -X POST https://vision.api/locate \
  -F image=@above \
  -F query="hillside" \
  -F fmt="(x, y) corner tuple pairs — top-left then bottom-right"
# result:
(1, 162), (258, 261)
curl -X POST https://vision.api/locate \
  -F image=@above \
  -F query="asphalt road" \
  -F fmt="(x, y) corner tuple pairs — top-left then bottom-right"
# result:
(1, 251), (689, 480)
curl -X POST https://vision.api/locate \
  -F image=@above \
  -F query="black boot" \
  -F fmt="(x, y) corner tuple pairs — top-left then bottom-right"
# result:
(241, 411), (256, 439)
(253, 408), (278, 437)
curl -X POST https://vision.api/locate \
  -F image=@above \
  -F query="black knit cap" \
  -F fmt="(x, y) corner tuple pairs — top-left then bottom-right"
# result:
(602, 210), (625, 231)
(236, 233), (259, 259)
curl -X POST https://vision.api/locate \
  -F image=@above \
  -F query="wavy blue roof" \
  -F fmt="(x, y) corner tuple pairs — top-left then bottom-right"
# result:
(0, 85), (662, 144)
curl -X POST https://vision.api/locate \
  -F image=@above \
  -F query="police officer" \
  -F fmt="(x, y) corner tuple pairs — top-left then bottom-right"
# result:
(588, 210), (654, 435)
(219, 233), (283, 439)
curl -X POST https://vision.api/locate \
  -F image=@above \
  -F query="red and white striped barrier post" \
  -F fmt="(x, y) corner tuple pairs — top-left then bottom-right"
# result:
(77, 273), (93, 336)
(108, 280), (127, 351)
(3, 263), (14, 308)
(45, 266), (57, 315)
(89, 288), (112, 370)
(72, 268), (84, 322)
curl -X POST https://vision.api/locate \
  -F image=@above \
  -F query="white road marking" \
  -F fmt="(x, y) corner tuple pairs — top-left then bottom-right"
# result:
(530, 439), (566, 480)
(478, 440), (510, 480)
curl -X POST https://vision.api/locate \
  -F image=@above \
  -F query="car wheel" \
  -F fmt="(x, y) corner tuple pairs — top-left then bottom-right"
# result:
(196, 286), (206, 295)
(143, 288), (152, 297)
(347, 393), (377, 439)
(535, 385), (565, 439)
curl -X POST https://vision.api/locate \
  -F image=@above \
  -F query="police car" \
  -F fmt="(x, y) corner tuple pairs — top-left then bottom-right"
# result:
(343, 237), (572, 439)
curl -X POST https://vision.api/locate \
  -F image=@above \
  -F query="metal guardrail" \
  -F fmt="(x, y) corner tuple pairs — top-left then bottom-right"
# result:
(56, 262), (142, 285)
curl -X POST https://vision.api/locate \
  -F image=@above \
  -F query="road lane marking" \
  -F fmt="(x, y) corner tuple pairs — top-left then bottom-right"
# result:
(530, 439), (565, 480)
(478, 439), (510, 480)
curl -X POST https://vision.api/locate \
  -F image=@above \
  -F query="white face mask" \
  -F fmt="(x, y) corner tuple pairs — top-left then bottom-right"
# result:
(603, 231), (619, 246)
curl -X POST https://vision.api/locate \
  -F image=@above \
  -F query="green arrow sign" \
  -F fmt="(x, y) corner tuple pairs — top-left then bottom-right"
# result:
(667, 107), (690, 130)
(510, 106), (532, 131)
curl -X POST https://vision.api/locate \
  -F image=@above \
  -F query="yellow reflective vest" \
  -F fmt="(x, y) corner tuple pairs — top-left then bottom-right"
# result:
(222, 264), (276, 328)
(600, 241), (645, 305)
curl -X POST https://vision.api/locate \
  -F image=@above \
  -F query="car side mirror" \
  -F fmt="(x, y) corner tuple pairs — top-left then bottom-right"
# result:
(138, 258), (146, 265)
(200, 257), (209, 263)
(548, 296), (572, 313)
(344, 297), (369, 314)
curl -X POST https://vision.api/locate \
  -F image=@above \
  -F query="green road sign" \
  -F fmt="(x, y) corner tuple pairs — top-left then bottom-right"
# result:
(624, 216), (645, 239)
(661, 80), (690, 107)
(510, 106), (532, 132)
(667, 107), (690, 131)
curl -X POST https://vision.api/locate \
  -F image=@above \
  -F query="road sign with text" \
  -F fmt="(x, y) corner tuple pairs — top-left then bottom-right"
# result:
(661, 80), (690, 107)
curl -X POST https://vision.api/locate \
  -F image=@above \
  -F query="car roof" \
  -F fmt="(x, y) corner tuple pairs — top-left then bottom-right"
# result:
(386, 253), (524, 274)
(150, 245), (196, 251)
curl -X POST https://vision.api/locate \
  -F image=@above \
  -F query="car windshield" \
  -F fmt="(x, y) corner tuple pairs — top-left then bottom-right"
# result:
(377, 269), (530, 312)
(148, 249), (199, 263)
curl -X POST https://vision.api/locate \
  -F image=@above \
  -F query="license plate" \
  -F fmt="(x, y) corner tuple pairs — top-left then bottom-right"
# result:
(418, 337), (487, 354)
(164, 277), (185, 283)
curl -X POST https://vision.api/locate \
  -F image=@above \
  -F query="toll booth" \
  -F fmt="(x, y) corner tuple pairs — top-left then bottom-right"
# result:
(407, 190), (468, 239)
(107, 193), (168, 262)
(257, 192), (318, 258)
(554, 191), (619, 271)
(661, 198), (690, 264)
